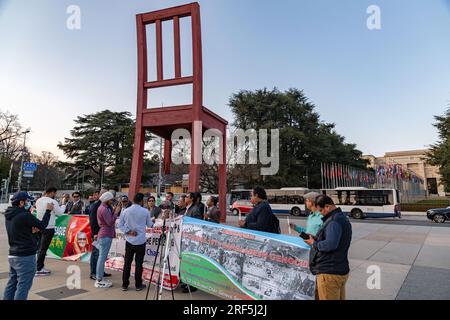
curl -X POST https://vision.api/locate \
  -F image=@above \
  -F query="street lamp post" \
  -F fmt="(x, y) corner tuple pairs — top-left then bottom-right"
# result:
(17, 129), (31, 192)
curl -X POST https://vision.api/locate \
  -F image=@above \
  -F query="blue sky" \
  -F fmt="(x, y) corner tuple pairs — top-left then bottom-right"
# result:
(1, 0), (450, 160)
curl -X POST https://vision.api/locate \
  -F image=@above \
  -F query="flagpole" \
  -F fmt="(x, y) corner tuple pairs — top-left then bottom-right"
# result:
(321, 162), (324, 189)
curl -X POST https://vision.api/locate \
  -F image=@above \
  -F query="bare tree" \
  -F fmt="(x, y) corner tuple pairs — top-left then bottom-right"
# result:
(0, 110), (23, 160)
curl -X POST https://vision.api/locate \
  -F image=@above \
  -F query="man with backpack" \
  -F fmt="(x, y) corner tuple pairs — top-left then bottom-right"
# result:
(238, 186), (280, 234)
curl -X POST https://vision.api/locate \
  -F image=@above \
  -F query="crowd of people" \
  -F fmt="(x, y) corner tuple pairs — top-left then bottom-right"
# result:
(3, 185), (352, 301)
(3, 187), (221, 299)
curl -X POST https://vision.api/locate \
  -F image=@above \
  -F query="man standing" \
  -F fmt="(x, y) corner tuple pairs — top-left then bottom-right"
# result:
(205, 196), (221, 223)
(95, 192), (117, 288)
(3, 192), (54, 300)
(304, 195), (352, 300)
(88, 188), (111, 281)
(165, 192), (175, 210)
(185, 192), (203, 220)
(176, 195), (187, 215)
(85, 190), (99, 216)
(238, 186), (280, 234)
(118, 193), (153, 291)
(147, 196), (162, 220)
(35, 187), (67, 276)
(66, 192), (84, 214)
(114, 195), (132, 216)
(289, 192), (323, 237)
(181, 192), (202, 293)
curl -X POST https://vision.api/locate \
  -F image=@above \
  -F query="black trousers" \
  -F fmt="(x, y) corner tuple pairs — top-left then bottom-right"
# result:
(37, 228), (55, 271)
(122, 241), (146, 287)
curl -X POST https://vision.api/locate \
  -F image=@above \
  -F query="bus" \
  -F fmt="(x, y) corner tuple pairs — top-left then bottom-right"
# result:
(320, 187), (401, 219)
(230, 187), (313, 216)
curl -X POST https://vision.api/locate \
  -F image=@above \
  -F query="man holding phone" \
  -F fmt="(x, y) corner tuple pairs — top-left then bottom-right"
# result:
(304, 195), (352, 300)
(289, 192), (323, 238)
(4, 192), (54, 300)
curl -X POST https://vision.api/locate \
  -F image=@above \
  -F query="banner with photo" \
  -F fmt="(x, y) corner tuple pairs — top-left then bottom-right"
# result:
(180, 217), (315, 300)
(105, 215), (182, 290)
(43, 214), (92, 263)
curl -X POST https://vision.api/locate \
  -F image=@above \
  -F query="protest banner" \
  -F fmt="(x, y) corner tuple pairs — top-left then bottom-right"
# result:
(105, 215), (182, 290)
(44, 214), (92, 262)
(180, 217), (315, 300)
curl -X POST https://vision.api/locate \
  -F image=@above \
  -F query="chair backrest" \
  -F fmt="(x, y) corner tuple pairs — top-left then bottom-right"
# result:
(136, 3), (203, 117)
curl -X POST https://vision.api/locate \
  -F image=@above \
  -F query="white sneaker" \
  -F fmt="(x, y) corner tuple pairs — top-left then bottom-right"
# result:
(35, 268), (51, 277)
(95, 279), (112, 288)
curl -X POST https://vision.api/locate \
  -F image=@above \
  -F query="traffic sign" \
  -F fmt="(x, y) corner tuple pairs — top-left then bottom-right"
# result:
(23, 170), (34, 178)
(23, 162), (38, 171)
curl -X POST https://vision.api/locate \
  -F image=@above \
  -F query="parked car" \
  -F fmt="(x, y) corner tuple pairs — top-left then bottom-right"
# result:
(231, 200), (253, 216)
(426, 207), (450, 223)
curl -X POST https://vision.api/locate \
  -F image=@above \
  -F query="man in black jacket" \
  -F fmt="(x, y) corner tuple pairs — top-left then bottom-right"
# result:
(3, 192), (53, 300)
(238, 186), (280, 234)
(304, 195), (352, 300)
(184, 192), (203, 220)
(88, 189), (111, 280)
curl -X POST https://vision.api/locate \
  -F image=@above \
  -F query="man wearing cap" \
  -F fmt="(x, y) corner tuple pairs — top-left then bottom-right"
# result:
(289, 192), (323, 237)
(114, 195), (132, 216)
(95, 191), (118, 288)
(88, 188), (111, 280)
(3, 192), (54, 300)
(118, 193), (154, 291)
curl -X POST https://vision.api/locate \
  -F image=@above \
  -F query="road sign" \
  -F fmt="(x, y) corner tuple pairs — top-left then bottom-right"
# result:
(23, 170), (34, 178)
(23, 162), (38, 171)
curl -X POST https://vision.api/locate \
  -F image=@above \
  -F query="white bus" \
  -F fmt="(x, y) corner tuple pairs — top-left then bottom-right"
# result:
(320, 187), (401, 219)
(230, 187), (313, 216)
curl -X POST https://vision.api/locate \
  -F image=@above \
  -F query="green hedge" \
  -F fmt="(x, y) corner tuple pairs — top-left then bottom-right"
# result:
(401, 203), (449, 212)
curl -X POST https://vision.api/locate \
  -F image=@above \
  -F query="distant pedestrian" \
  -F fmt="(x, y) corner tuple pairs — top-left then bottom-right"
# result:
(3, 192), (54, 300)
(118, 193), (153, 291)
(305, 195), (352, 300)
(205, 196), (221, 223)
(239, 186), (280, 234)
(35, 187), (67, 276)
(94, 192), (117, 288)
(289, 192), (323, 237)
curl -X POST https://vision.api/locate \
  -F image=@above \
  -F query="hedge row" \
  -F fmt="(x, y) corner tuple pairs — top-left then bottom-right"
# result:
(401, 203), (449, 212)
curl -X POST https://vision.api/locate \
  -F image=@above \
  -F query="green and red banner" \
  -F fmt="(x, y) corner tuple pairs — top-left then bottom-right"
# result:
(45, 214), (92, 263)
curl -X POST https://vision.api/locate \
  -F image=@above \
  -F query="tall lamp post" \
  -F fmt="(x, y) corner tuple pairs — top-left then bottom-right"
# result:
(17, 129), (31, 192)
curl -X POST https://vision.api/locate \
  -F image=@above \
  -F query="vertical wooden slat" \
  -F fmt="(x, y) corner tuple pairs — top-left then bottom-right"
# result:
(174, 16), (181, 78)
(129, 14), (148, 197)
(191, 3), (203, 118)
(156, 19), (163, 81)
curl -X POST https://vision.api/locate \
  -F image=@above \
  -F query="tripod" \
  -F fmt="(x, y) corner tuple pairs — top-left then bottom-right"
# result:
(145, 211), (177, 300)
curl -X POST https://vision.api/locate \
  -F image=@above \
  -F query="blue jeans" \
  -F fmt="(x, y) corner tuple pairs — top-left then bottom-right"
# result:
(90, 245), (99, 276)
(96, 237), (113, 281)
(3, 255), (36, 300)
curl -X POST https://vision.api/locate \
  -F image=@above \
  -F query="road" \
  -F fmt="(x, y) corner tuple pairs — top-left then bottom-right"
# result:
(225, 213), (450, 228)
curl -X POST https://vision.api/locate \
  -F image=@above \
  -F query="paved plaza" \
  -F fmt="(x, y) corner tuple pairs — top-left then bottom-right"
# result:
(0, 213), (449, 300)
